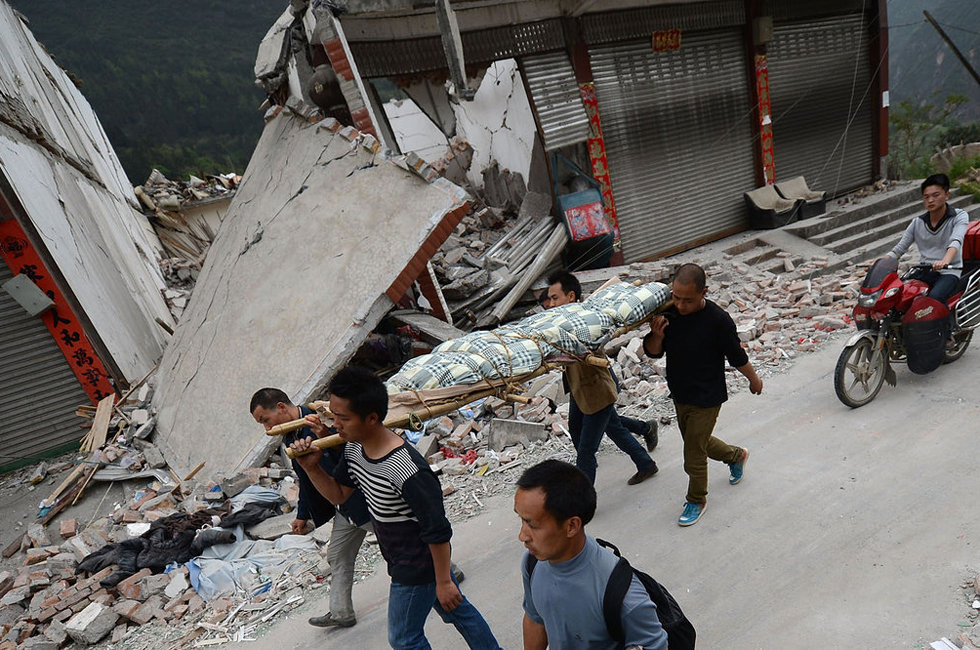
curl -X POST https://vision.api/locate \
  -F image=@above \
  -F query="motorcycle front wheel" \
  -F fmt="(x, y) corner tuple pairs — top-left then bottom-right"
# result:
(834, 337), (887, 408)
(943, 329), (973, 364)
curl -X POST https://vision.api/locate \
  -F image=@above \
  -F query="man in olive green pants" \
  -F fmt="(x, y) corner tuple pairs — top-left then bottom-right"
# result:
(643, 263), (763, 526)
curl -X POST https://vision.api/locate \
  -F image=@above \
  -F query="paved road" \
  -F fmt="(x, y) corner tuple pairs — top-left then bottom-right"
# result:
(237, 337), (980, 649)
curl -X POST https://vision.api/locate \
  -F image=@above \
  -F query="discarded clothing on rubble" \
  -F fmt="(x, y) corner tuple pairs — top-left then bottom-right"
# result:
(228, 485), (285, 511)
(76, 488), (287, 588)
(219, 502), (282, 529)
(187, 534), (319, 601)
(77, 507), (231, 587)
(387, 281), (669, 391)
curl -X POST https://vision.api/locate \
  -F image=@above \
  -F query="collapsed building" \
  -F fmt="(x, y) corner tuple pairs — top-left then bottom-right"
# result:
(1, 0), (892, 486)
(276, 0), (888, 262)
(0, 2), (174, 473)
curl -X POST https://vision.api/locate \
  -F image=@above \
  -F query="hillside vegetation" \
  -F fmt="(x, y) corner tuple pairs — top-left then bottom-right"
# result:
(10, 1), (284, 184)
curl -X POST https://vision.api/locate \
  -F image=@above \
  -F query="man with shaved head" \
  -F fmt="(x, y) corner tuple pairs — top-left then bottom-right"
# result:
(643, 263), (762, 527)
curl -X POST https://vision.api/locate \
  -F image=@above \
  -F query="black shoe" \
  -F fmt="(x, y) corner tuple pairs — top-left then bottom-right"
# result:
(627, 463), (659, 485)
(309, 613), (356, 628)
(451, 562), (465, 584)
(642, 420), (659, 452)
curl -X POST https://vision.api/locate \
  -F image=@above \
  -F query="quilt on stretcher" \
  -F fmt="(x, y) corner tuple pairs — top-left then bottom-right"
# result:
(386, 280), (669, 393)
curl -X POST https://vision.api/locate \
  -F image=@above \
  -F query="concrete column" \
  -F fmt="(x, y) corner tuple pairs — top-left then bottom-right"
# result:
(315, 12), (384, 143)
(870, 0), (889, 178)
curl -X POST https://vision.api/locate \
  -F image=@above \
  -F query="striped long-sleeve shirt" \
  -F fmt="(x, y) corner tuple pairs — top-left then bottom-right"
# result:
(333, 440), (452, 585)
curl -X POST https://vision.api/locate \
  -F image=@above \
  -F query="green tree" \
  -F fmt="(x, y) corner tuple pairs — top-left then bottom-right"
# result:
(888, 92), (967, 178)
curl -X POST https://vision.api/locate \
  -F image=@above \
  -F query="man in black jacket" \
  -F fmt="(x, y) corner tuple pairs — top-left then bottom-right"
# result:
(642, 264), (762, 527)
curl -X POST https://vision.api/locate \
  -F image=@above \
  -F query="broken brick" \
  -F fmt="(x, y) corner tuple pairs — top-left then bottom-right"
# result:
(59, 519), (78, 539)
(115, 569), (152, 601)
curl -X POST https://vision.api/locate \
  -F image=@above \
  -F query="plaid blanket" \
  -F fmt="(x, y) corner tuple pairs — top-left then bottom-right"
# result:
(386, 280), (669, 392)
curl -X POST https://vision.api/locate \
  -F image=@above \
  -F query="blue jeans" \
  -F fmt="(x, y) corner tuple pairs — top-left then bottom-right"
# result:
(387, 573), (501, 650)
(568, 398), (656, 484)
(913, 268), (959, 304)
(927, 273), (959, 303)
(620, 415), (649, 437)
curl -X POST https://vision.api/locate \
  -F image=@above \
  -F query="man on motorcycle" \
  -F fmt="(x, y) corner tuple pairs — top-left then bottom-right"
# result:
(886, 173), (970, 303)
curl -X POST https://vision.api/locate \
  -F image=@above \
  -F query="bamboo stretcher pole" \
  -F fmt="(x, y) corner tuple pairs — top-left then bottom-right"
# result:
(583, 355), (610, 368)
(264, 404), (333, 436)
(383, 365), (553, 431)
(265, 420), (313, 437)
(284, 433), (344, 459)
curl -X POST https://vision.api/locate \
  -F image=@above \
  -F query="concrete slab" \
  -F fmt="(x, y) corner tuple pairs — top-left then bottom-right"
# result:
(152, 112), (469, 480)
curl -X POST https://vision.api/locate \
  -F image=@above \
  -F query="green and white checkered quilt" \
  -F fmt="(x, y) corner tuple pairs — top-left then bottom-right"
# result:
(386, 280), (669, 393)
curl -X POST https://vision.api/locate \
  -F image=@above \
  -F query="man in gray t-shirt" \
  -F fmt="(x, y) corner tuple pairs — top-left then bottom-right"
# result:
(515, 460), (668, 650)
(887, 173), (970, 303)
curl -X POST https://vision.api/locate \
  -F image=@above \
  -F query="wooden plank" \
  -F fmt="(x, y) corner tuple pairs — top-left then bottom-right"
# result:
(70, 464), (100, 506)
(81, 394), (115, 452)
(40, 462), (87, 508)
(116, 363), (157, 407)
(2, 533), (24, 558)
(183, 461), (206, 481)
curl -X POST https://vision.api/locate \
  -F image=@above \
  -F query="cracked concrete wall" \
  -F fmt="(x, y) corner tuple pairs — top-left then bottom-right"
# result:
(383, 97), (452, 163)
(453, 59), (536, 189)
(0, 2), (173, 382)
(378, 60), (538, 192)
(152, 112), (468, 480)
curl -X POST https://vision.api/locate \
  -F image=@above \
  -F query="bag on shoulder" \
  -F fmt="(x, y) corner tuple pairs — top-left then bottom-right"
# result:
(597, 538), (696, 650)
(524, 538), (696, 649)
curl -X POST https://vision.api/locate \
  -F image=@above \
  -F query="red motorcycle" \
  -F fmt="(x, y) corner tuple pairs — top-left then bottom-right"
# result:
(834, 249), (980, 408)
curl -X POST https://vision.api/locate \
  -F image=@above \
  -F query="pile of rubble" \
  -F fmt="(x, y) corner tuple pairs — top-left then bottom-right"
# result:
(157, 259), (197, 322)
(132, 169), (240, 321)
(833, 179), (905, 206)
(0, 378), (382, 649)
(135, 168), (239, 269)
(428, 191), (566, 328)
(135, 169), (239, 218)
(949, 573), (980, 649)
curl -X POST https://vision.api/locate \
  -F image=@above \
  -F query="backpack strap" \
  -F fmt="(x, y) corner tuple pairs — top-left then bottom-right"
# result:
(601, 556), (633, 644)
(524, 551), (538, 581)
(595, 537), (622, 557)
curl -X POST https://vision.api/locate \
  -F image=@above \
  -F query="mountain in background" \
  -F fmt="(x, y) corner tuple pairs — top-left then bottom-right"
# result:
(888, 0), (980, 123)
(9, 1), (284, 184)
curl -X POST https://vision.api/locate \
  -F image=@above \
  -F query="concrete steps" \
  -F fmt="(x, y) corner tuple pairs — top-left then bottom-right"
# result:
(721, 183), (980, 278)
(783, 187), (979, 271)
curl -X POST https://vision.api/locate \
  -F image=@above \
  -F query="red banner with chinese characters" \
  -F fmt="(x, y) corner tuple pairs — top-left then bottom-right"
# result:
(0, 218), (115, 403)
(652, 29), (682, 53)
(755, 54), (776, 184)
(578, 82), (619, 245)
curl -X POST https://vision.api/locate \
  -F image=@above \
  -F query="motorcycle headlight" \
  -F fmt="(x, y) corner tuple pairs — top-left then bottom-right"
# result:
(858, 289), (882, 308)
(883, 287), (900, 299)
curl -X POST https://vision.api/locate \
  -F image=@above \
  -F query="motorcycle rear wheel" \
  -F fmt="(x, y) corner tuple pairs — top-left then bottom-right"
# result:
(834, 337), (887, 408)
(942, 329), (973, 364)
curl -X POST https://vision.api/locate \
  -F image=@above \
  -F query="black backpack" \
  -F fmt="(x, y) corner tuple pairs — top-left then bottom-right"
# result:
(525, 538), (696, 649)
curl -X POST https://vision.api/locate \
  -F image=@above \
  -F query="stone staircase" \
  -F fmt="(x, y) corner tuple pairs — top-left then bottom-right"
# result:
(723, 182), (980, 275)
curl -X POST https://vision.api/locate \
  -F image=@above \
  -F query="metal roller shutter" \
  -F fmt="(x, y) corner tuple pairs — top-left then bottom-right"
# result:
(522, 52), (591, 151)
(0, 260), (89, 472)
(591, 29), (756, 261)
(767, 14), (874, 196)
